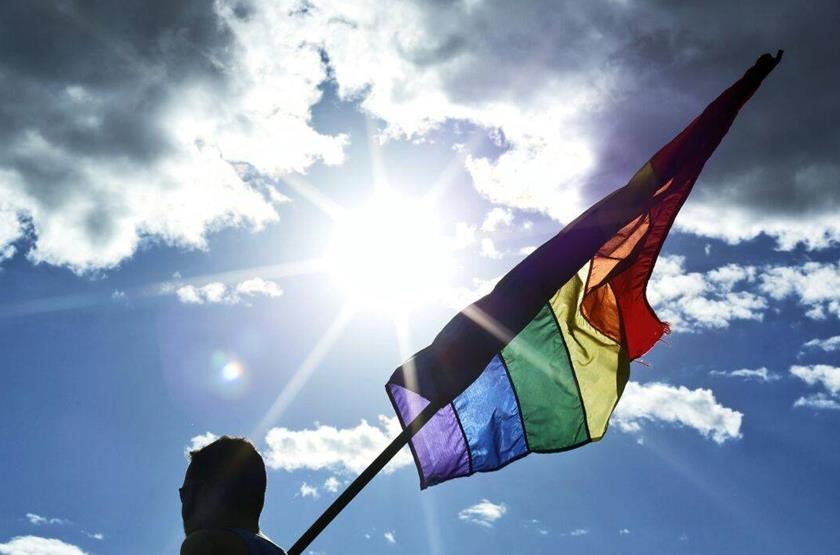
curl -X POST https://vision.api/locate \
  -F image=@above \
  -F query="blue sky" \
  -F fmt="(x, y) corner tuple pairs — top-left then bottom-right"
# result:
(1, 2), (839, 554)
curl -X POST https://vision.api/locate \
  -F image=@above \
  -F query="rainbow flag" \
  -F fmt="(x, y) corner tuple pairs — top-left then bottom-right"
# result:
(386, 53), (781, 488)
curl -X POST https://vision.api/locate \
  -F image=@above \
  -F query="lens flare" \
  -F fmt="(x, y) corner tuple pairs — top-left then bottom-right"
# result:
(208, 350), (249, 398)
(222, 360), (244, 381)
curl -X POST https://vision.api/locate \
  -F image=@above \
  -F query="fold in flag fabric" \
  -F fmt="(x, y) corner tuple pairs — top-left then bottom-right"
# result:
(386, 53), (781, 489)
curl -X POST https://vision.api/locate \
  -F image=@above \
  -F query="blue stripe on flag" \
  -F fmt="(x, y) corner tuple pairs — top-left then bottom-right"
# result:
(453, 355), (528, 471)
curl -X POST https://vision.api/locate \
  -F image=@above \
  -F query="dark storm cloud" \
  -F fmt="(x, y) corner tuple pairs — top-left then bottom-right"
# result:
(0, 0), (338, 270)
(0, 0), (234, 181)
(0, 1), (244, 266)
(386, 0), (839, 230)
(1, 0), (837, 267)
(615, 1), (840, 215)
(468, 1), (840, 208)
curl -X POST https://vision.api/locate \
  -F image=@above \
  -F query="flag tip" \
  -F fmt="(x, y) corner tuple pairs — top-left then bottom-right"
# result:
(754, 50), (783, 75)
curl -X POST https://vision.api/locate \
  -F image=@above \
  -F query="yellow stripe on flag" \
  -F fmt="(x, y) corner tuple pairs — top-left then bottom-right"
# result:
(549, 264), (630, 439)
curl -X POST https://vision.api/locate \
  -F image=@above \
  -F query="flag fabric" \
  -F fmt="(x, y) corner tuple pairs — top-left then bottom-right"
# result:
(386, 53), (781, 489)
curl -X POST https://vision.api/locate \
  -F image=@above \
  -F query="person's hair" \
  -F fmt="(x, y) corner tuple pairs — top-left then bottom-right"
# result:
(188, 436), (266, 522)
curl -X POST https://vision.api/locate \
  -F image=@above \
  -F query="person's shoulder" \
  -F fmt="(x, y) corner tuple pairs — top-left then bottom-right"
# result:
(180, 529), (248, 555)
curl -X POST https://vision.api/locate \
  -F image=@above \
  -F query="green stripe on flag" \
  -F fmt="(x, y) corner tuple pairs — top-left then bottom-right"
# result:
(502, 303), (589, 451)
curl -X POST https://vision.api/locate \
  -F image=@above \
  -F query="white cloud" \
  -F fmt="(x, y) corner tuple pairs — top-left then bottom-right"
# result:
(479, 237), (504, 259)
(383, 531), (397, 544)
(184, 432), (219, 458)
(82, 532), (104, 541)
(710, 367), (780, 382)
(480, 207), (514, 232)
(174, 278), (282, 305)
(263, 416), (412, 475)
(298, 482), (320, 499)
(793, 394), (840, 411)
(438, 276), (501, 310)
(677, 196), (840, 252)
(465, 137), (595, 224)
(567, 529), (589, 537)
(235, 277), (284, 298)
(25, 514), (67, 526)
(0, 1), (351, 274)
(787, 364), (840, 411)
(2, 121), (286, 274)
(0, 536), (87, 555)
(177, 283), (227, 304)
(760, 262), (840, 320)
(525, 518), (548, 536)
(457, 499), (507, 528)
(619, 528), (631, 535)
(648, 256), (767, 332)
(790, 365), (840, 397)
(648, 260), (840, 327)
(293, 1), (607, 222)
(0, 209), (23, 262)
(802, 336), (840, 353)
(0, 245), (14, 262)
(452, 222), (477, 249)
(614, 382), (743, 444)
(323, 476), (341, 493)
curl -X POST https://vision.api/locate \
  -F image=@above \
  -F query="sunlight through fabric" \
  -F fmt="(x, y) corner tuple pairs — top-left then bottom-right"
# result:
(385, 53), (781, 488)
(394, 315), (444, 555)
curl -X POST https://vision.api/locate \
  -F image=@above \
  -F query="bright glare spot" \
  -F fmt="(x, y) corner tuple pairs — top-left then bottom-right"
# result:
(211, 350), (247, 394)
(326, 191), (453, 313)
(222, 361), (244, 382)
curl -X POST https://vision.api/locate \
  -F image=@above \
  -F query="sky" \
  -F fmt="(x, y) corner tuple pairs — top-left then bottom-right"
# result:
(1, 1), (839, 554)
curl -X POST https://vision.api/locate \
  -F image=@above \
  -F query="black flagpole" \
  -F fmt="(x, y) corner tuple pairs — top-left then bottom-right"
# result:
(287, 401), (441, 555)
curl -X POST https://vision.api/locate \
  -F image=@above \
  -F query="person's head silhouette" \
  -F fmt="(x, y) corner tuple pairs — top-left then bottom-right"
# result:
(180, 436), (286, 554)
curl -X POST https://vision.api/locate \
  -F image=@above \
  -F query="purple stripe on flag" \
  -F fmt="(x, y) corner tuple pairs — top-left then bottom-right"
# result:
(387, 383), (470, 488)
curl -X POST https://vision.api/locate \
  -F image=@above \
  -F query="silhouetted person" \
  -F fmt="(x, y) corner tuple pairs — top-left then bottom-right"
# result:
(180, 436), (286, 554)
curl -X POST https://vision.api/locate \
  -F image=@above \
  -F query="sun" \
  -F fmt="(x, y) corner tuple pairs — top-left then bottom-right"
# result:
(325, 191), (454, 313)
